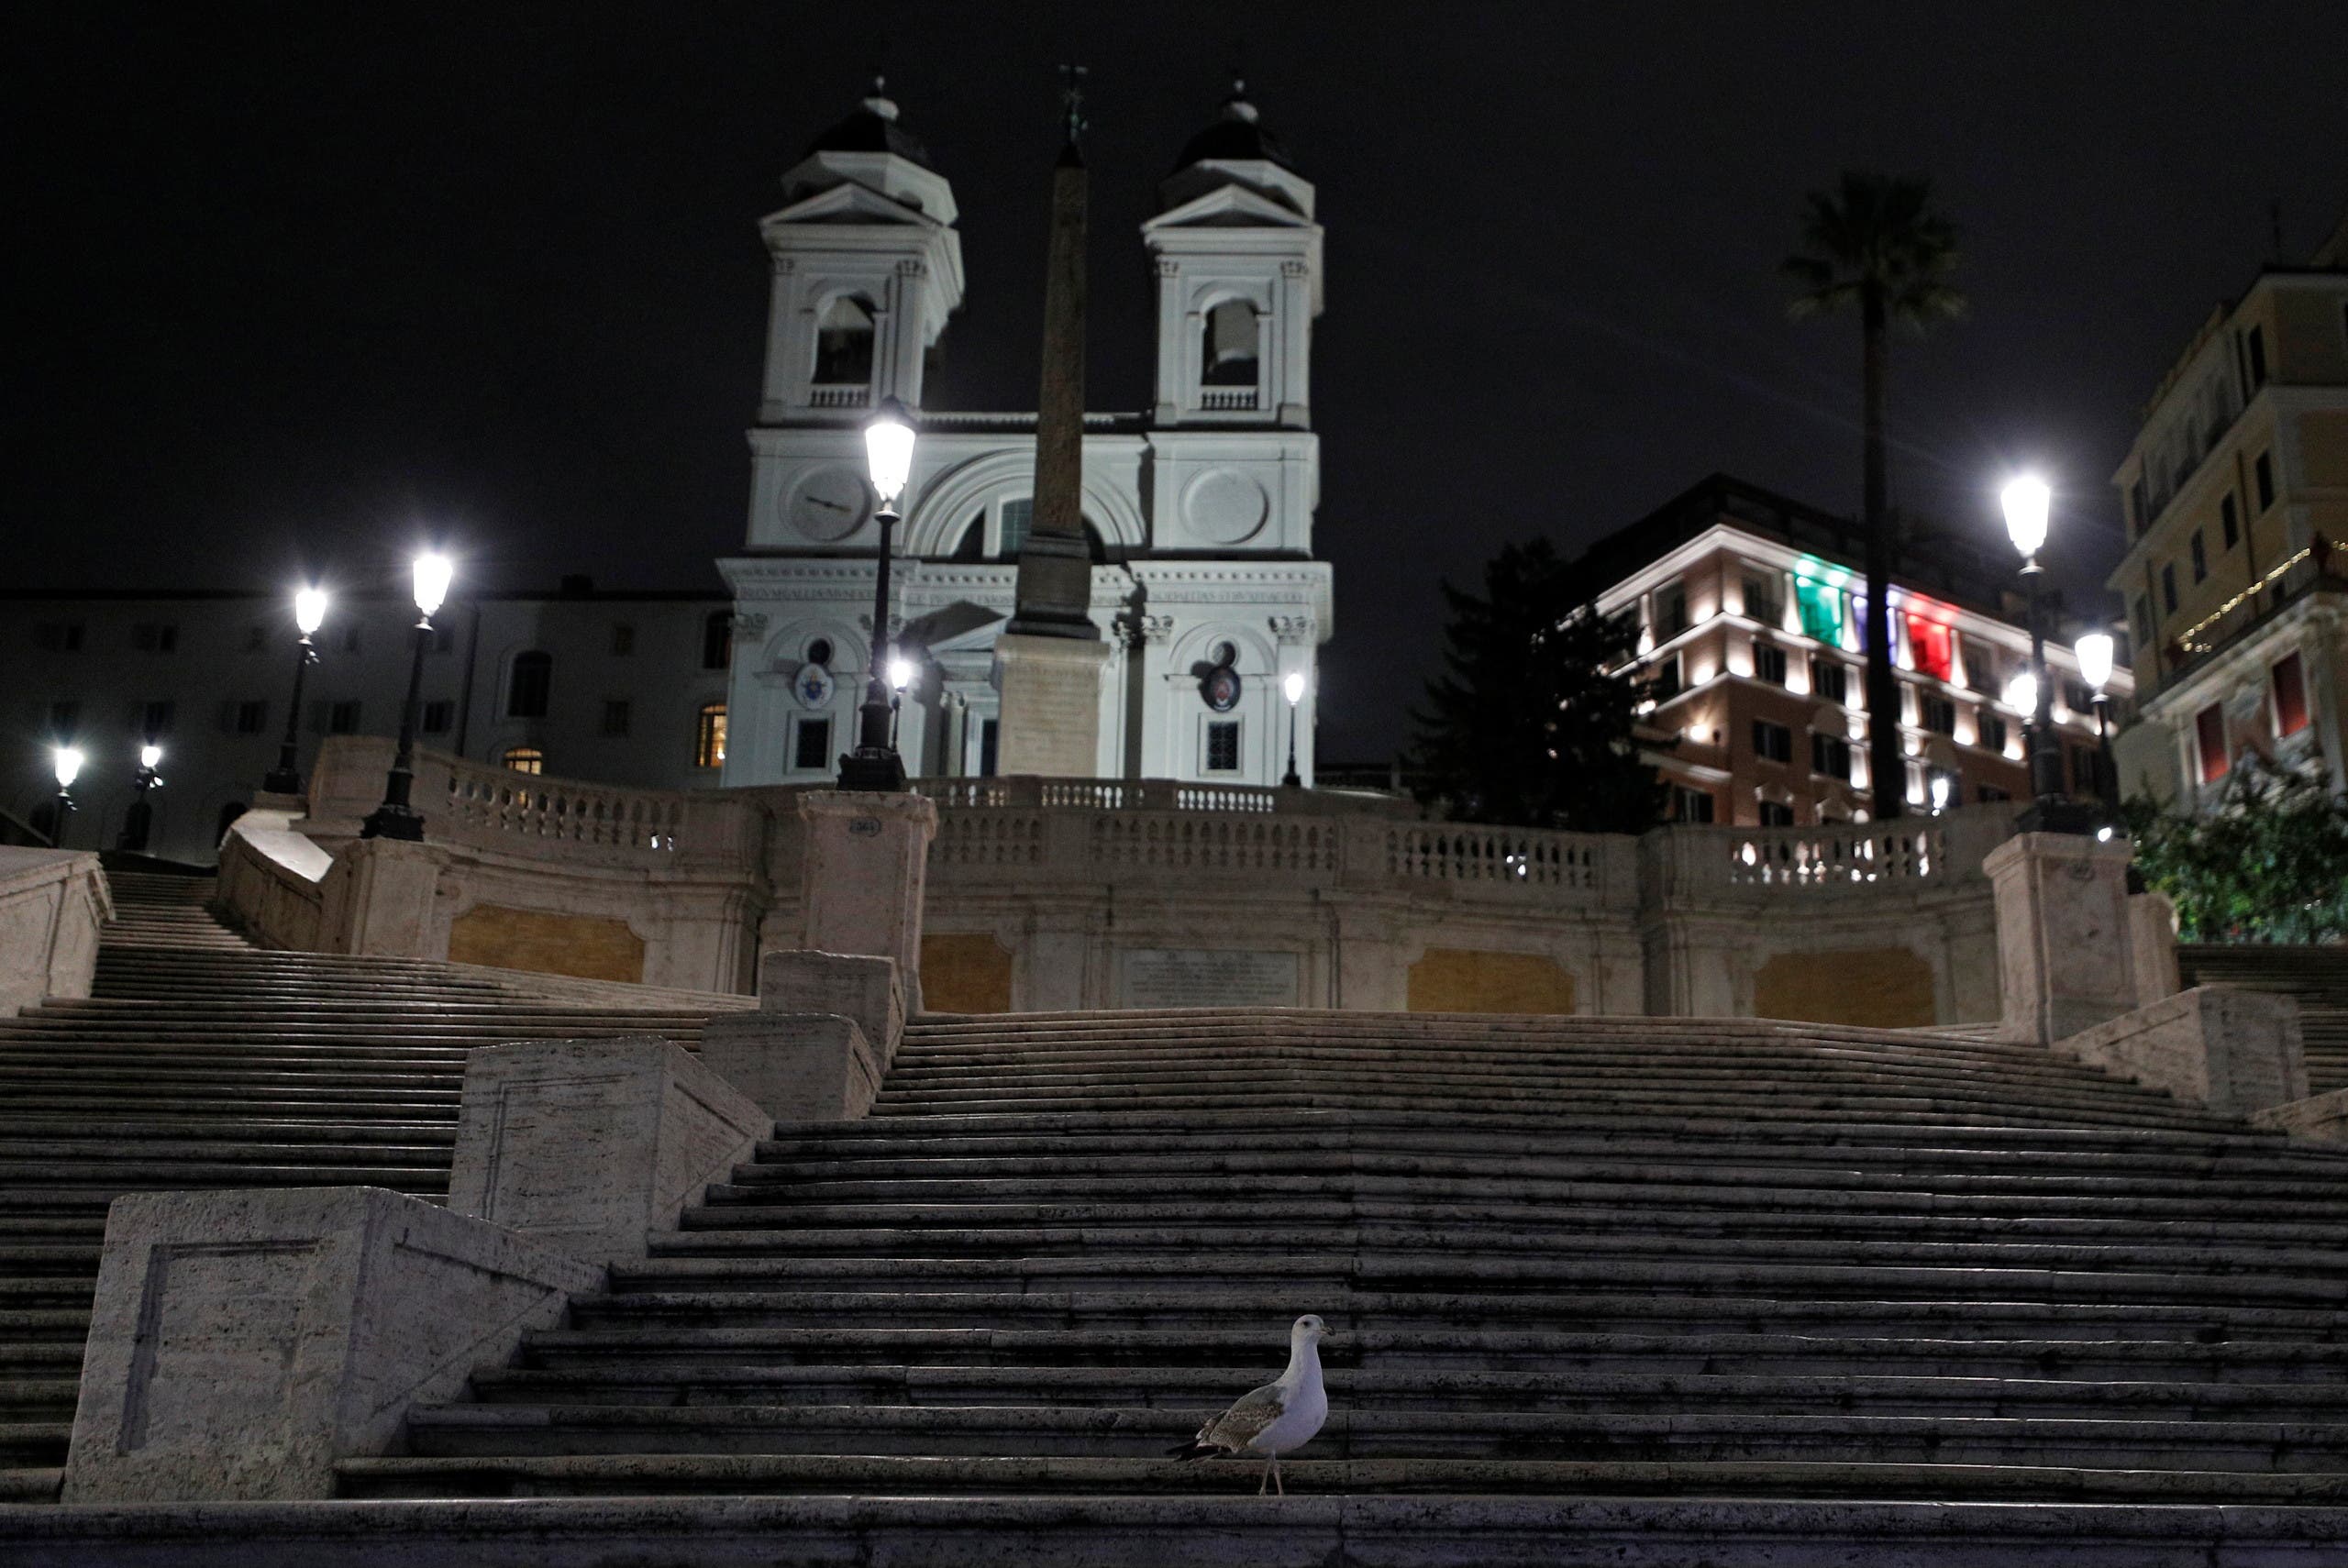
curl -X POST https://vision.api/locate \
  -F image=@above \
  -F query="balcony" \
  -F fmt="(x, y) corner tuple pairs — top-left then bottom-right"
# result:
(808, 384), (870, 410)
(1198, 388), (1258, 412)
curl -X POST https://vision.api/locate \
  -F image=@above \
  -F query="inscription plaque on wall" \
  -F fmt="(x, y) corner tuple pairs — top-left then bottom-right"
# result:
(1121, 948), (1301, 1009)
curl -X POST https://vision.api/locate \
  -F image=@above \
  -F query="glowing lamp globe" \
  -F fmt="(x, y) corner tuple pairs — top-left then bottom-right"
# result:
(294, 587), (329, 635)
(888, 656), (915, 692)
(2004, 670), (2038, 714)
(2075, 632), (2115, 692)
(139, 744), (163, 770)
(1283, 672), (1306, 705)
(412, 554), (453, 616)
(53, 746), (83, 789)
(864, 398), (917, 505)
(2001, 475), (2051, 559)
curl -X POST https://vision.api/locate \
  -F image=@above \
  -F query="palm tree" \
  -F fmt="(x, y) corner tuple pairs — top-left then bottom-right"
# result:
(1785, 171), (1965, 822)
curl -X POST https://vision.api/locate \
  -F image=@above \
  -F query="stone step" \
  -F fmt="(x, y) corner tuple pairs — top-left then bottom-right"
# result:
(457, 1363), (2348, 1418)
(0, 1466), (60, 1504)
(0, 1420), (70, 1466)
(332, 1452), (2348, 1506)
(394, 1401), (2348, 1470)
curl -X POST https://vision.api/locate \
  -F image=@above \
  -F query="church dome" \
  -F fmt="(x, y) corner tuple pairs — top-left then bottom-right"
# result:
(804, 80), (935, 171)
(1171, 82), (1298, 175)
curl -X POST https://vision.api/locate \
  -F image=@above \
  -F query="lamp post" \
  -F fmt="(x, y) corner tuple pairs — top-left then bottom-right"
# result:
(360, 553), (452, 842)
(118, 743), (164, 853)
(2075, 631), (2121, 823)
(887, 656), (914, 753)
(1282, 670), (1306, 789)
(49, 746), (83, 848)
(838, 398), (915, 791)
(2000, 476), (2096, 834)
(261, 587), (328, 795)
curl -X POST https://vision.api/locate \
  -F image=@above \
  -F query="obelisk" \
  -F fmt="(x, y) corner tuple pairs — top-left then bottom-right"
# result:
(992, 67), (1111, 778)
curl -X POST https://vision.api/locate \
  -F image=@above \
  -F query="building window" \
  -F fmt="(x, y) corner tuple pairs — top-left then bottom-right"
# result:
(2254, 450), (2275, 512)
(2070, 744), (2100, 795)
(1672, 786), (1715, 824)
(812, 294), (876, 385)
(1741, 572), (1783, 628)
(1754, 643), (1787, 686)
(611, 624), (636, 657)
(502, 746), (544, 775)
(138, 701), (175, 737)
(700, 702), (732, 768)
(1751, 720), (1793, 765)
(48, 700), (81, 738)
(1656, 581), (1689, 638)
(34, 622), (86, 653)
(999, 498), (1033, 559)
(1922, 694), (1956, 735)
(2189, 529), (2207, 583)
(232, 700), (267, 734)
(1958, 636), (1995, 693)
(1904, 615), (1954, 682)
(702, 612), (732, 670)
(2245, 324), (2267, 389)
(2065, 679), (2095, 715)
(132, 623), (179, 654)
(1793, 577), (1844, 644)
(787, 713), (825, 772)
(1201, 299), (1259, 387)
(1757, 800), (1795, 827)
(1649, 653), (1683, 702)
(327, 700), (361, 734)
(1811, 733), (1852, 780)
(2195, 703), (2228, 784)
(507, 651), (552, 718)
(2221, 494), (2240, 549)
(602, 699), (632, 736)
(979, 717), (1000, 777)
(2273, 653), (2309, 737)
(2132, 595), (2153, 650)
(1978, 713), (2008, 754)
(1811, 658), (1847, 705)
(1204, 720), (1242, 772)
(422, 700), (454, 734)
(2161, 564), (2177, 613)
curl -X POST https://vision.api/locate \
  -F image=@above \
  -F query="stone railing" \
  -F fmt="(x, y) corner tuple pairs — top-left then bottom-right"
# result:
(1645, 805), (2015, 900)
(1091, 812), (1344, 875)
(912, 775), (1415, 818)
(442, 761), (687, 853)
(1385, 823), (1611, 890)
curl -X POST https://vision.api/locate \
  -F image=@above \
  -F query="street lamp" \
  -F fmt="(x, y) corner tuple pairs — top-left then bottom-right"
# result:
(49, 746), (83, 848)
(1281, 670), (1307, 789)
(838, 397), (916, 791)
(2075, 630), (2121, 823)
(262, 586), (329, 796)
(360, 553), (451, 841)
(2000, 475), (2094, 834)
(119, 743), (165, 853)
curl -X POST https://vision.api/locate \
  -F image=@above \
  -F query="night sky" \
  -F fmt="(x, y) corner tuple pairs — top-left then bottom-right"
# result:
(7, 4), (2344, 762)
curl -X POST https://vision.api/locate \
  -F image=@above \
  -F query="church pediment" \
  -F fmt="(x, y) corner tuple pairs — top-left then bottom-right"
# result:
(903, 600), (1008, 653)
(761, 180), (942, 232)
(1144, 183), (1315, 235)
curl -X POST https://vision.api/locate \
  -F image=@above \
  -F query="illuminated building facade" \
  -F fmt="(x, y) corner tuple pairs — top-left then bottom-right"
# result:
(1584, 476), (2132, 828)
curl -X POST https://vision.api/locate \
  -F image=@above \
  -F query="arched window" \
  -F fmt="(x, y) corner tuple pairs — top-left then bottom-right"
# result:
(813, 295), (876, 385)
(695, 702), (727, 768)
(1202, 299), (1259, 386)
(506, 651), (551, 718)
(501, 746), (544, 775)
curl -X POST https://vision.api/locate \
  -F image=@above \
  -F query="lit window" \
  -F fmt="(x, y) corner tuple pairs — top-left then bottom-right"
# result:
(2195, 703), (2228, 785)
(702, 702), (733, 768)
(502, 746), (544, 775)
(2273, 653), (2309, 737)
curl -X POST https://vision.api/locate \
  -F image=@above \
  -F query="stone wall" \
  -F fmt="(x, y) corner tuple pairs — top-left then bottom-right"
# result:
(219, 740), (2035, 1026)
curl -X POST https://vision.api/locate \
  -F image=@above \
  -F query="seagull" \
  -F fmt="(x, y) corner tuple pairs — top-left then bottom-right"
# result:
(1167, 1314), (1330, 1495)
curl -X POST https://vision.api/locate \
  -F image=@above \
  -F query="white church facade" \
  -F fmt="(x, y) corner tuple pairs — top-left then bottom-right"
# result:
(718, 84), (1333, 790)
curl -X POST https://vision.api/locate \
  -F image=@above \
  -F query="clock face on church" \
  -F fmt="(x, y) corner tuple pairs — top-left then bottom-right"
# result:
(782, 467), (872, 543)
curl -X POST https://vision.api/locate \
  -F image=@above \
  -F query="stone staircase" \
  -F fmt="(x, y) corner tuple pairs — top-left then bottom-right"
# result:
(0, 871), (730, 1503)
(336, 1008), (2348, 1540)
(2180, 943), (2348, 1095)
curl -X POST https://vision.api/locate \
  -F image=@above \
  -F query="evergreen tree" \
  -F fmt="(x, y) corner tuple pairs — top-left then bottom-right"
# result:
(1411, 539), (1666, 834)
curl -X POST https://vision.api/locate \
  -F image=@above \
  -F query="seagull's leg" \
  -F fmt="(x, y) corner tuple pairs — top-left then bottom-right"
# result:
(1273, 1455), (1285, 1496)
(1257, 1456), (1271, 1495)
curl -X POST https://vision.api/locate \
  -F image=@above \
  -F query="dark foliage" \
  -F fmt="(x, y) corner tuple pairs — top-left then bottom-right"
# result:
(1410, 539), (1666, 834)
(2123, 758), (2348, 944)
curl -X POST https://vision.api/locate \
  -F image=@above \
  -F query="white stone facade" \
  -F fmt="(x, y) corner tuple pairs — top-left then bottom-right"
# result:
(719, 87), (1332, 790)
